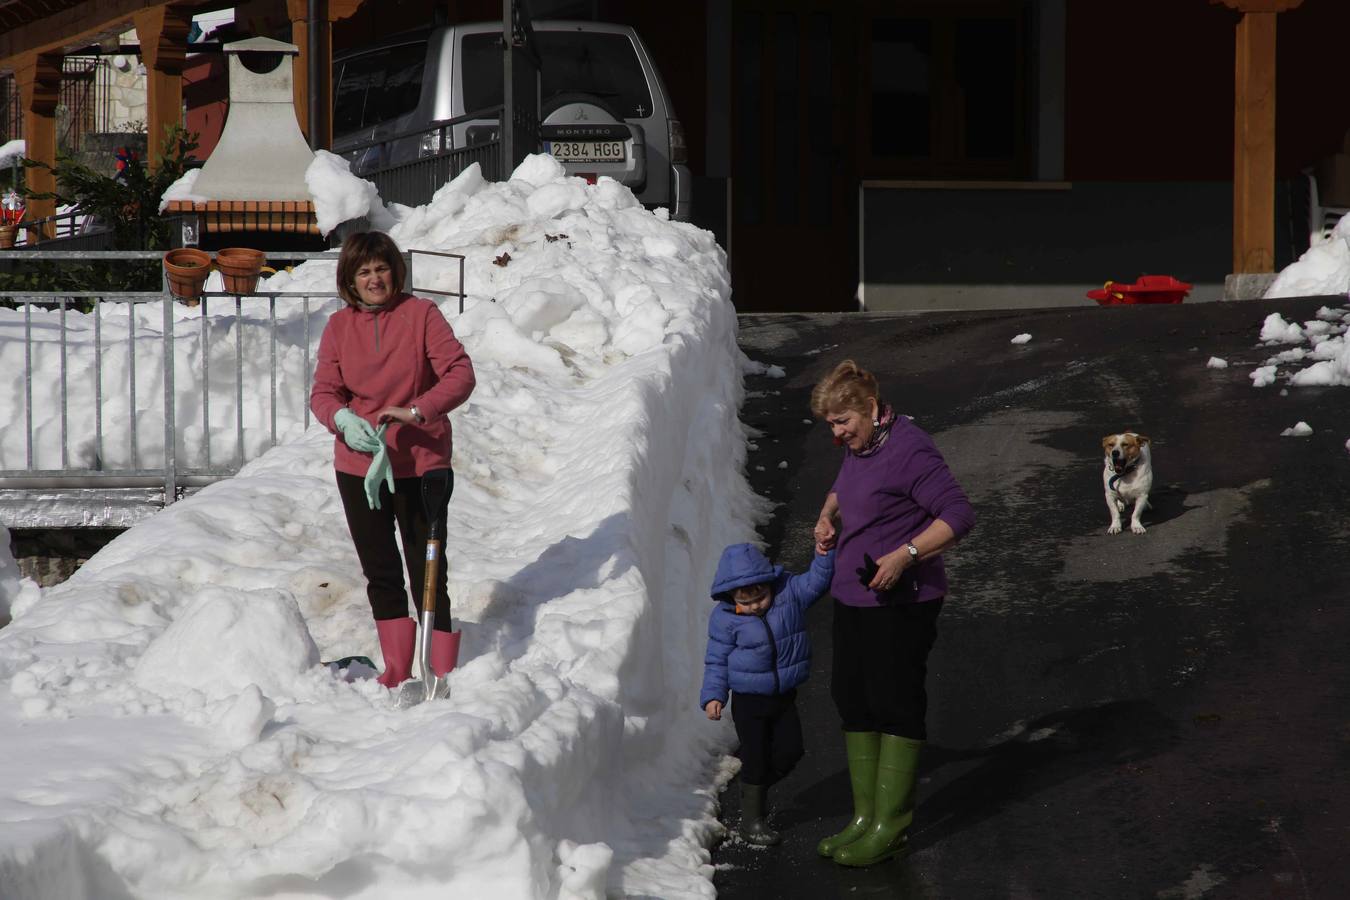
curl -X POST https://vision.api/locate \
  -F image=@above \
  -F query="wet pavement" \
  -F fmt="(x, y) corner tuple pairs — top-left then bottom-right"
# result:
(712, 298), (1350, 899)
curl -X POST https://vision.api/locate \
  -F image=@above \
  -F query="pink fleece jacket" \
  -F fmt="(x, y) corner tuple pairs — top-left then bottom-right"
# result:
(310, 293), (475, 478)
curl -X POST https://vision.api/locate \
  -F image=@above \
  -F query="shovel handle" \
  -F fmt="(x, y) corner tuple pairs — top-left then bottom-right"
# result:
(422, 539), (441, 614)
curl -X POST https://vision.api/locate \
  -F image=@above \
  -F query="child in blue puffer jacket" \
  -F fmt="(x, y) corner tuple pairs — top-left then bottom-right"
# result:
(701, 542), (835, 845)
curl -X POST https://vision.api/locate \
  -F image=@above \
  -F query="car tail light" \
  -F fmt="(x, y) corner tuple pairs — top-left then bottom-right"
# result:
(668, 118), (688, 165)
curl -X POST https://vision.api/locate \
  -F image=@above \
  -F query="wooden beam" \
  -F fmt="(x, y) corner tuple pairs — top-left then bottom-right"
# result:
(13, 52), (62, 242)
(1214, 0), (1301, 12)
(134, 4), (193, 172)
(0, 0), (210, 74)
(1232, 11), (1277, 272)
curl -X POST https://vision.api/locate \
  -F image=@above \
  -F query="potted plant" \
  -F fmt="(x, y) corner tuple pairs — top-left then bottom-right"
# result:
(214, 247), (267, 294)
(163, 247), (211, 301)
(0, 188), (23, 248)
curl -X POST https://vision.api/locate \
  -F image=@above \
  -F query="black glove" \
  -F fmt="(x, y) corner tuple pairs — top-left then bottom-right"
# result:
(855, 553), (879, 588)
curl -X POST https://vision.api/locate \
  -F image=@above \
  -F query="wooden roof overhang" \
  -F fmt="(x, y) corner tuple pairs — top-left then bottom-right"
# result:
(1, 0), (220, 240)
(0, 1), (223, 75)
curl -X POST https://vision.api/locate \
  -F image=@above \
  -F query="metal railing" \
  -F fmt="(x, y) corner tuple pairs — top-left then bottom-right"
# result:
(0, 249), (467, 523)
(9, 209), (114, 250)
(341, 106), (506, 208)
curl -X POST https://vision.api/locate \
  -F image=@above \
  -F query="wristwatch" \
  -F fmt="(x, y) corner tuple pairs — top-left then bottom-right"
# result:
(409, 405), (425, 424)
(904, 542), (919, 562)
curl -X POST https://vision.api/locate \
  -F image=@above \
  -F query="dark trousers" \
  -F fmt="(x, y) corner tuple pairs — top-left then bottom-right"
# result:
(831, 598), (944, 739)
(336, 470), (454, 632)
(731, 689), (804, 787)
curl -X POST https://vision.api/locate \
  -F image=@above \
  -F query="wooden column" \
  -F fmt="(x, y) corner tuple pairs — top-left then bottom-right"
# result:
(13, 53), (62, 242)
(134, 5), (192, 169)
(287, 0), (315, 144)
(288, 0), (363, 150)
(1220, 0), (1303, 273)
(1233, 11), (1277, 272)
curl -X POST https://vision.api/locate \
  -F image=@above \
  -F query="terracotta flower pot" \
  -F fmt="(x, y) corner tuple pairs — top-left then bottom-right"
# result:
(163, 248), (212, 301)
(0, 224), (18, 249)
(215, 247), (267, 295)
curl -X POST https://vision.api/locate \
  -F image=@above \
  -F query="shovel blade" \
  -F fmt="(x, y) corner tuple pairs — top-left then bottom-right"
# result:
(395, 673), (448, 708)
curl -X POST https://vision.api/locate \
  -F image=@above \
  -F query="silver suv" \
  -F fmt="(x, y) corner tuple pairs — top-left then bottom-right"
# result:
(332, 20), (691, 219)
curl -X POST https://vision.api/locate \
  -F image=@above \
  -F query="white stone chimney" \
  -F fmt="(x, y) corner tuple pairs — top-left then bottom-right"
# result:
(191, 37), (315, 201)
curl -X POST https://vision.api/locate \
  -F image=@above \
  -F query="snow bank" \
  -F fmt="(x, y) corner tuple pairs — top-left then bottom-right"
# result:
(305, 150), (396, 235)
(0, 524), (40, 622)
(0, 157), (753, 898)
(1266, 213), (1350, 298)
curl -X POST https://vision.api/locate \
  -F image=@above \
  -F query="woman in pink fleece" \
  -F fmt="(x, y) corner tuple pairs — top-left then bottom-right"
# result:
(310, 232), (476, 690)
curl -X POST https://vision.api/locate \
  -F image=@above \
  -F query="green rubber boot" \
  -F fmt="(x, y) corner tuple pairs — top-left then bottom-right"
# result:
(739, 783), (780, 846)
(833, 734), (922, 867)
(816, 731), (881, 858)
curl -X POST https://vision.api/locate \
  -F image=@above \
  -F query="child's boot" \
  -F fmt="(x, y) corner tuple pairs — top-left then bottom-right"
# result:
(833, 734), (922, 867)
(816, 731), (880, 857)
(739, 783), (780, 846)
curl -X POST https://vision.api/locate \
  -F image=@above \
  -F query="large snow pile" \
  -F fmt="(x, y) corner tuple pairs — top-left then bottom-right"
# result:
(1266, 213), (1350, 298)
(0, 156), (759, 898)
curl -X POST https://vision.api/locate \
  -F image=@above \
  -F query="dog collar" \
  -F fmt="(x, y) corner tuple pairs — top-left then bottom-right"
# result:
(1108, 457), (1139, 493)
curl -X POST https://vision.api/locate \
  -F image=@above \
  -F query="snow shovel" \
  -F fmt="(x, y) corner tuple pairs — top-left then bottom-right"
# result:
(398, 468), (453, 707)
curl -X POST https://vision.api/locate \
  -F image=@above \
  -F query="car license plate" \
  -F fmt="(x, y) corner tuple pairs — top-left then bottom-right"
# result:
(547, 140), (625, 163)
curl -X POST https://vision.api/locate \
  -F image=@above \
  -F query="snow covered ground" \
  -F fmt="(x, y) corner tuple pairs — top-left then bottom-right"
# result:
(5, 147), (1350, 898)
(0, 156), (763, 898)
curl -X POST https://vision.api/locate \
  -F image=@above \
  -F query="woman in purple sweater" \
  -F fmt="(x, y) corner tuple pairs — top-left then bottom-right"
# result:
(809, 360), (975, 867)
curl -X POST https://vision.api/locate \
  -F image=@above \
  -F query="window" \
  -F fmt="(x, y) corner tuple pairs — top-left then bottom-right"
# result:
(333, 43), (425, 133)
(462, 31), (654, 119)
(461, 33), (501, 112)
(368, 50), (426, 124)
(864, 4), (1028, 177)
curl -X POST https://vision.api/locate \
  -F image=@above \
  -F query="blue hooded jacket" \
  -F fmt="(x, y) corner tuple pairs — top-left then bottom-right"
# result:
(699, 543), (835, 709)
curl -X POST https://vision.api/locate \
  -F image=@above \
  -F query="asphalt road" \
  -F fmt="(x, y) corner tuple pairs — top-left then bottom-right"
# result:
(711, 298), (1350, 900)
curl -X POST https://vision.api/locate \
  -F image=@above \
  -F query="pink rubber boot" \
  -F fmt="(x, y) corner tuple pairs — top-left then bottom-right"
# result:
(430, 630), (462, 677)
(375, 618), (417, 688)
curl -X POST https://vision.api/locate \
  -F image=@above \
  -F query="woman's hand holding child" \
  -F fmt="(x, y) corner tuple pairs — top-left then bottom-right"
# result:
(814, 516), (837, 553)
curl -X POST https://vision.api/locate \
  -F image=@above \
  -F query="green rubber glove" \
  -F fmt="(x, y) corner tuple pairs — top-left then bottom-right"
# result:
(334, 408), (381, 454)
(364, 424), (395, 509)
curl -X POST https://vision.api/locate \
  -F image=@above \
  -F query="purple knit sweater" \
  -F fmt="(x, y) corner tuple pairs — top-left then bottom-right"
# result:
(829, 417), (976, 607)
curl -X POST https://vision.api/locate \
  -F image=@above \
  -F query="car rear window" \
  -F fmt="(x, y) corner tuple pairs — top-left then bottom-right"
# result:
(461, 31), (655, 119)
(334, 44), (426, 132)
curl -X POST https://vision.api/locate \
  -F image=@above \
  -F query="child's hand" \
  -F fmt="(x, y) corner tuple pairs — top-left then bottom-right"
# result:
(814, 516), (837, 550)
(705, 700), (723, 720)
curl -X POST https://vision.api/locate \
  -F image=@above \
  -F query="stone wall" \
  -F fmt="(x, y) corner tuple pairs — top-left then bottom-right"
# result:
(11, 528), (123, 588)
(105, 56), (148, 133)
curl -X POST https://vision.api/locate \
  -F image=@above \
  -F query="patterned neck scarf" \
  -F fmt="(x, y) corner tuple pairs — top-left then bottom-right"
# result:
(852, 404), (896, 458)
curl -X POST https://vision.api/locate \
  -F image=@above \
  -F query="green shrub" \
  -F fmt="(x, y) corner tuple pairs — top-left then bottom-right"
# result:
(21, 124), (198, 251)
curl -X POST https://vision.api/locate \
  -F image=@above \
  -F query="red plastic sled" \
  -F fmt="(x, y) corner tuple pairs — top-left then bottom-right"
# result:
(1087, 275), (1192, 306)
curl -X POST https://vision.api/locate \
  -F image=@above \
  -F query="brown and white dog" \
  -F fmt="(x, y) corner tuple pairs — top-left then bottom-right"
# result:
(1101, 432), (1152, 534)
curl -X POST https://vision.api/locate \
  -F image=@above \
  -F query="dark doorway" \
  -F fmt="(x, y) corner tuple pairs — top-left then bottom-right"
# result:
(730, 2), (858, 312)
